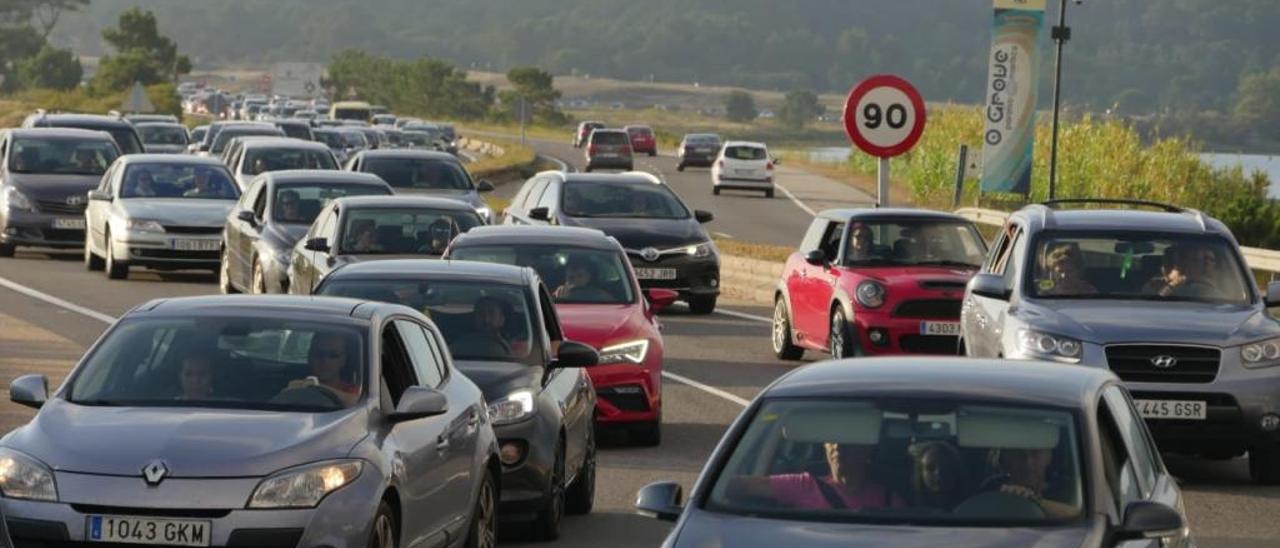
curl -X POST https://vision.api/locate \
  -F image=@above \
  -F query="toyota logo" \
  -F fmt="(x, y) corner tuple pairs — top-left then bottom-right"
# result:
(141, 459), (168, 486)
(1150, 355), (1178, 369)
(640, 247), (660, 262)
(65, 195), (86, 206)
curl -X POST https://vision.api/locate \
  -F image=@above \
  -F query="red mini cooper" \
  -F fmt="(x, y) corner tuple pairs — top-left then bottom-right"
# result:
(772, 209), (988, 359)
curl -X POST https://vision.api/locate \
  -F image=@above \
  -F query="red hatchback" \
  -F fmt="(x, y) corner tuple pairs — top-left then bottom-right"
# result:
(446, 225), (676, 445)
(625, 125), (658, 156)
(772, 209), (988, 359)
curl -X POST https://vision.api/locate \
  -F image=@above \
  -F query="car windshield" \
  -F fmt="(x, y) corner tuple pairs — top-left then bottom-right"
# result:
(213, 128), (283, 153)
(449, 245), (636, 304)
(1027, 231), (1252, 305)
(243, 147), (337, 173)
(402, 132), (434, 146)
(591, 131), (629, 145)
(725, 146), (767, 160)
(362, 157), (472, 190)
(276, 124), (311, 140)
(842, 219), (987, 268)
(273, 183), (390, 224)
(9, 138), (119, 175)
(706, 399), (1084, 525)
(121, 164), (239, 200)
(341, 131), (369, 148)
(562, 181), (690, 219)
(338, 207), (482, 255)
(319, 280), (541, 365)
(67, 317), (366, 412)
(90, 126), (144, 155)
(136, 125), (188, 145)
(314, 130), (343, 148)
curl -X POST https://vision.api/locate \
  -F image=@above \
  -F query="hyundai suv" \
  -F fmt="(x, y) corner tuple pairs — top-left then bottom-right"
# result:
(960, 199), (1280, 484)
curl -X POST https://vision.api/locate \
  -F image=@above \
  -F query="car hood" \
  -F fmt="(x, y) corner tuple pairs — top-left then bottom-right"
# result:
(7, 173), (103, 201)
(557, 303), (649, 348)
(394, 188), (482, 207)
(849, 265), (976, 292)
(672, 511), (1096, 548)
(119, 199), (235, 226)
(4, 400), (369, 478)
(453, 360), (541, 403)
(1019, 299), (1276, 346)
(563, 217), (707, 250)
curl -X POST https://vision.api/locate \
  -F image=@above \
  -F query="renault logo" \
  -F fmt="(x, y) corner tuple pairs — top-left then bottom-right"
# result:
(640, 247), (660, 262)
(142, 459), (168, 486)
(1150, 355), (1178, 369)
(65, 195), (85, 206)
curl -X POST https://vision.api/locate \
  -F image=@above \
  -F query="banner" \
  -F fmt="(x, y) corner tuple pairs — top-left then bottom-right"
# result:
(980, 0), (1045, 195)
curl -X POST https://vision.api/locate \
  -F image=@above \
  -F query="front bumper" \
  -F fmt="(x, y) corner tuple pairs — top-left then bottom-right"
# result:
(590, 362), (661, 425)
(113, 233), (222, 270)
(0, 210), (85, 249)
(493, 418), (557, 522)
(625, 253), (720, 302)
(853, 308), (960, 356)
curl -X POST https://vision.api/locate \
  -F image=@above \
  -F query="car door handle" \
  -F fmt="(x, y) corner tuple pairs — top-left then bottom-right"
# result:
(467, 410), (479, 428)
(436, 434), (450, 453)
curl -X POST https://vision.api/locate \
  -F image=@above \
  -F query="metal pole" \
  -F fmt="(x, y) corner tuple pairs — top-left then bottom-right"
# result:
(877, 157), (890, 207)
(519, 95), (527, 147)
(953, 144), (969, 209)
(1048, 0), (1070, 200)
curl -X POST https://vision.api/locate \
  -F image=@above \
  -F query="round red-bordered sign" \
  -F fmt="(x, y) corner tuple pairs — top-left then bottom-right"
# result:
(842, 74), (927, 158)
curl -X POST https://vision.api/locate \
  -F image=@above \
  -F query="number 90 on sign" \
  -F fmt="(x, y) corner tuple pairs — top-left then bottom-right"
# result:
(842, 74), (926, 159)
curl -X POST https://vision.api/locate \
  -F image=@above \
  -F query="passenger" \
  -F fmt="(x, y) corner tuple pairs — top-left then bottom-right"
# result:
(129, 170), (158, 198)
(184, 168), (220, 197)
(848, 222), (876, 261)
(982, 448), (1077, 519)
(1142, 244), (1221, 299)
(450, 297), (514, 358)
(419, 219), (455, 254)
(276, 190), (302, 222)
(1038, 242), (1097, 296)
(71, 149), (100, 172)
(252, 156), (268, 175)
(345, 219), (382, 253)
(725, 442), (905, 510)
(554, 258), (612, 302)
(283, 335), (361, 406)
(909, 441), (967, 510)
(176, 355), (214, 400)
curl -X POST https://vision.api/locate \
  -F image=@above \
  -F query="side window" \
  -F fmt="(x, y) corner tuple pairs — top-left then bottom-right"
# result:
(252, 183), (268, 218)
(1097, 399), (1143, 511)
(818, 221), (845, 262)
(1002, 230), (1026, 290)
(799, 218), (829, 252)
(316, 207), (338, 240)
(380, 322), (420, 406)
(538, 285), (563, 343)
(424, 328), (450, 382)
(1102, 386), (1158, 494)
(536, 180), (560, 211)
(984, 224), (1013, 274)
(394, 320), (444, 388)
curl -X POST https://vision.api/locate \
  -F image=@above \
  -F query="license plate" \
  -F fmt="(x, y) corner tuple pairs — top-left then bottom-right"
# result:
(87, 515), (211, 547)
(634, 268), (677, 280)
(734, 169), (756, 176)
(1136, 399), (1206, 420)
(920, 321), (961, 336)
(695, 148), (713, 153)
(54, 218), (85, 229)
(171, 239), (219, 251)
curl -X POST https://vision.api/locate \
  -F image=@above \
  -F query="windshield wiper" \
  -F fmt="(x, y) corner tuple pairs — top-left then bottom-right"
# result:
(912, 260), (980, 268)
(72, 399), (124, 407)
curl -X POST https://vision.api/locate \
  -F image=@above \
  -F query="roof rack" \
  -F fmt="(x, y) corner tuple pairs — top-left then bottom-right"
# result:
(1041, 198), (1185, 213)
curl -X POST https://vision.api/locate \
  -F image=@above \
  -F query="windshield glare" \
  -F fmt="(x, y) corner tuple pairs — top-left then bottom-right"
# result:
(1029, 232), (1251, 305)
(339, 208), (482, 255)
(843, 220), (986, 268)
(273, 183), (390, 224)
(319, 280), (541, 365)
(137, 125), (188, 145)
(450, 245), (636, 304)
(69, 318), (366, 411)
(121, 164), (239, 200)
(10, 138), (119, 175)
(725, 146), (767, 160)
(706, 399), (1083, 525)
(562, 181), (690, 219)
(362, 157), (472, 190)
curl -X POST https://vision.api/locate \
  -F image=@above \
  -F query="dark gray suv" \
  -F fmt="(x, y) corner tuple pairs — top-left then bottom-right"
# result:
(960, 199), (1280, 483)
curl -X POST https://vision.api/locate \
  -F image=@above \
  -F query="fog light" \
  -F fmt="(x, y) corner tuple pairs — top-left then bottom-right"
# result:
(709, 278), (719, 288)
(1262, 414), (1280, 432)
(614, 385), (642, 394)
(868, 328), (888, 346)
(499, 441), (525, 465)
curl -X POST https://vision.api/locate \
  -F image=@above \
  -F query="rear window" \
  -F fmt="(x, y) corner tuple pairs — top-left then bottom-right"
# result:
(360, 157), (472, 191)
(137, 125), (189, 145)
(243, 147), (337, 173)
(627, 127), (653, 137)
(725, 146), (767, 160)
(591, 131), (629, 145)
(276, 124), (312, 140)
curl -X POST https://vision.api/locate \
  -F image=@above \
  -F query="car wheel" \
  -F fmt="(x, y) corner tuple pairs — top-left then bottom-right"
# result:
(584, 166), (592, 173)
(565, 431), (596, 514)
(84, 238), (104, 271)
(676, 164), (685, 172)
(464, 469), (498, 548)
(765, 189), (775, 199)
(219, 247), (240, 294)
(772, 298), (804, 360)
(648, 151), (656, 157)
(712, 186), (721, 196)
(829, 308), (859, 359)
(251, 257), (267, 294)
(632, 419), (661, 447)
(1250, 442), (1280, 485)
(688, 295), (716, 315)
(105, 232), (128, 280)
(0, 241), (13, 258)
(368, 499), (398, 548)
(530, 443), (565, 541)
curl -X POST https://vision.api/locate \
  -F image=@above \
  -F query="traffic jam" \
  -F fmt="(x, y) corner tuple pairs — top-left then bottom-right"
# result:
(0, 43), (1269, 548)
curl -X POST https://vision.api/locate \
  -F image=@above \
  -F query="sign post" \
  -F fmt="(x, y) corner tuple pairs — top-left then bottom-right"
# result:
(842, 74), (927, 207)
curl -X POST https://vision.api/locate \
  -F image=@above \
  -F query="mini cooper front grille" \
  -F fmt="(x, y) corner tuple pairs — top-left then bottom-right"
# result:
(899, 334), (959, 355)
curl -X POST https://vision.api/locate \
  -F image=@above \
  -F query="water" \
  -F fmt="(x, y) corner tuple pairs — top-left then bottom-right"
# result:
(1200, 153), (1280, 199)
(807, 146), (851, 164)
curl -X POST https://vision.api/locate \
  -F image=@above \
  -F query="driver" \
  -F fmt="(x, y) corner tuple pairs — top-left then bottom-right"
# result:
(725, 441), (904, 510)
(184, 167), (222, 198)
(176, 354), (215, 400)
(282, 336), (361, 406)
(129, 170), (158, 198)
(419, 218), (455, 254)
(554, 258), (612, 302)
(847, 222), (876, 261)
(981, 448), (1077, 519)
(276, 190), (302, 222)
(450, 296), (514, 358)
(1142, 244), (1221, 299)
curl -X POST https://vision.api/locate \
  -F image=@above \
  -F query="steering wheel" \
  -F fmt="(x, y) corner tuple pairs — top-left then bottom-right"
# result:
(272, 384), (345, 407)
(952, 490), (1047, 520)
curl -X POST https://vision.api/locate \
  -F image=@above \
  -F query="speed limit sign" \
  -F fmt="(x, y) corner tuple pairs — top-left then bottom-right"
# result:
(842, 74), (926, 205)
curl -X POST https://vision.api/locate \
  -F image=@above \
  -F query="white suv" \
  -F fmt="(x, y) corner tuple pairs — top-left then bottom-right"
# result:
(711, 141), (775, 198)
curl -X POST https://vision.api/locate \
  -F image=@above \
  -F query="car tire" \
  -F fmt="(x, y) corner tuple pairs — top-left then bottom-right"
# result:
(368, 499), (398, 548)
(251, 257), (267, 294)
(712, 186), (721, 196)
(584, 166), (592, 173)
(1250, 442), (1280, 485)
(219, 247), (239, 294)
(829, 308), (859, 359)
(0, 241), (15, 258)
(676, 164), (685, 172)
(105, 233), (128, 280)
(464, 469), (498, 548)
(84, 238), (104, 271)
(529, 444), (565, 541)
(688, 295), (717, 315)
(632, 419), (661, 447)
(765, 189), (775, 199)
(648, 151), (656, 157)
(772, 298), (804, 360)
(565, 431), (596, 514)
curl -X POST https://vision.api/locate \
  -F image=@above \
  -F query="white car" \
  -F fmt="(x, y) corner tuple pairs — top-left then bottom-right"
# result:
(225, 137), (339, 190)
(84, 155), (240, 279)
(711, 140), (775, 198)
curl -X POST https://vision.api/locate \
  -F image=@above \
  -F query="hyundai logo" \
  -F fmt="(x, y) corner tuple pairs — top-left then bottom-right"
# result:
(1150, 355), (1178, 369)
(142, 459), (168, 486)
(65, 195), (86, 206)
(640, 247), (660, 262)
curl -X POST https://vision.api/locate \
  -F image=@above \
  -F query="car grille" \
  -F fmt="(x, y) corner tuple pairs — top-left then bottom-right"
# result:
(42, 228), (85, 243)
(597, 386), (650, 412)
(69, 504), (231, 519)
(892, 299), (961, 319)
(899, 334), (959, 355)
(162, 225), (223, 235)
(1106, 344), (1221, 383)
(36, 199), (85, 215)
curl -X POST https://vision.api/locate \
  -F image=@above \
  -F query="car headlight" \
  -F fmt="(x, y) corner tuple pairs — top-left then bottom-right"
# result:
(1016, 329), (1083, 363)
(126, 219), (165, 233)
(248, 460), (362, 509)
(598, 339), (649, 365)
(1242, 337), (1280, 368)
(855, 281), (886, 308)
(2, 187), (34, 212)
(487, 389), (535, 426)
(685, 241), (716, 258)
(0, 448), (57, 502)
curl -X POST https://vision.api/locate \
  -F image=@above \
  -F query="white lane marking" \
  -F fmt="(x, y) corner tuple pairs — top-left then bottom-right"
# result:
(0, 275), (115, 325)
(713, 308), (772, 324)
(661, 371), (749, 407)
(775, 183), (816, 217)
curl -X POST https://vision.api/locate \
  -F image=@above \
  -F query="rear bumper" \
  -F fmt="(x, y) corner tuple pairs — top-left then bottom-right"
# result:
(714, 176), (773, 189)
(585, 157), (634, 170)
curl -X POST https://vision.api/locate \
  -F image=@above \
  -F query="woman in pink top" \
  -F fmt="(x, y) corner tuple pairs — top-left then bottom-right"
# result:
(726, 442), (904, 510)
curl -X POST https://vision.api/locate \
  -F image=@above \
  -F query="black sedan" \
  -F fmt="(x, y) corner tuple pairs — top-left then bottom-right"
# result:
(287, 195), (485, 294)
(315, 260), (600, 541)
(219, 170), (392, 295)
(502, 171), (720, 313)
(636, 358), (1192, 548)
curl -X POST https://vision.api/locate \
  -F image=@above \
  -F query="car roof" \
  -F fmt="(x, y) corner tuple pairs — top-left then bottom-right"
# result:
(31, 113), (132, 127)
(117, 154), (228, 167)
(591, 128), (627, 134)
(7, 127), (116, 140)
(765, 357), (1112, 410)
(135, 295), (370, 319)
(264, 170), (390, 186)
(240, 138), (328, 150)
(333, 195), (480, 211)
(549, 171), (663, 185)
(452, 226), (616, 250)
(327, 259), (531, 285)
(357, 149), (460, 161)
(817, 207), (972, 223)
(132, 122), (186, 129)
(1010, 204), (1230, 236)
(722, 140), (767, 148)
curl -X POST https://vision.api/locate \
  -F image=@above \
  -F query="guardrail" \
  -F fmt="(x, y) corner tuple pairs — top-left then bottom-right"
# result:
(458, 137), (504, 157)
(954, 207), (1280, 277)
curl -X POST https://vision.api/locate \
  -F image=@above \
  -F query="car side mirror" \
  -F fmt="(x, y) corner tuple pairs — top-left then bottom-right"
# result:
(10, 374), (48, 410)
(304, 237), (330, 252)
(87, 190), (111, 202)
(804, 249), (826, 266)
(476, 180), (495, 192)
(635, 481), (683, 522)
(1266, 282), (1280, 307)
(388, 386), (448, 423)
(529, 207), (551, 222)
(553, 340), (599, 368)
(236, 210), (258, 226)
(969, 273), (1010, 301)
(199, 144), (210, 152)
(1113, 501), (1184, 543)
(771, 156), (782, 165)
(694, 210), (714, 224)
(645, 288), (679, 312)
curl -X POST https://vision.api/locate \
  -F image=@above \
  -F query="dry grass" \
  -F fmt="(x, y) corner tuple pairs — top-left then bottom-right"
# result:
(714, 237), (794, 263)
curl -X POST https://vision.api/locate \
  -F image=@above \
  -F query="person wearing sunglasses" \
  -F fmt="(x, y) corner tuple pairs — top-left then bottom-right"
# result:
(283, 335), (361, 406)
(848, 222), (877, 262)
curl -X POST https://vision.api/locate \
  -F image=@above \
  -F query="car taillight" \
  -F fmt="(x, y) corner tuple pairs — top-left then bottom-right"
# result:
(588, 145), (597, 155)
(766, 162), (774, 171)
(718, 160), (725, 168)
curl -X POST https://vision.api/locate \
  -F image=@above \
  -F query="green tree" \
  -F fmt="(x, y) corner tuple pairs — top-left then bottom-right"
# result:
(504, 66), (564, 124)
(325, 49), (495, 121)
(1231, 66), (1280, 141)
(92, 8), (190, 91)
(28, 0), (87, 39)
(779, 89), (823, 129)
(18, 44), (79, 89)
(0, 23), (44, 91)
(724, 90), (757, 123)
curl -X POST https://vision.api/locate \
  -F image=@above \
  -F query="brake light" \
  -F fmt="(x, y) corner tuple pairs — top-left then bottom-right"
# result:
(766, 162), (774, 171)
(588, 145), (597, 155)
(718, 160), (725, 169)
